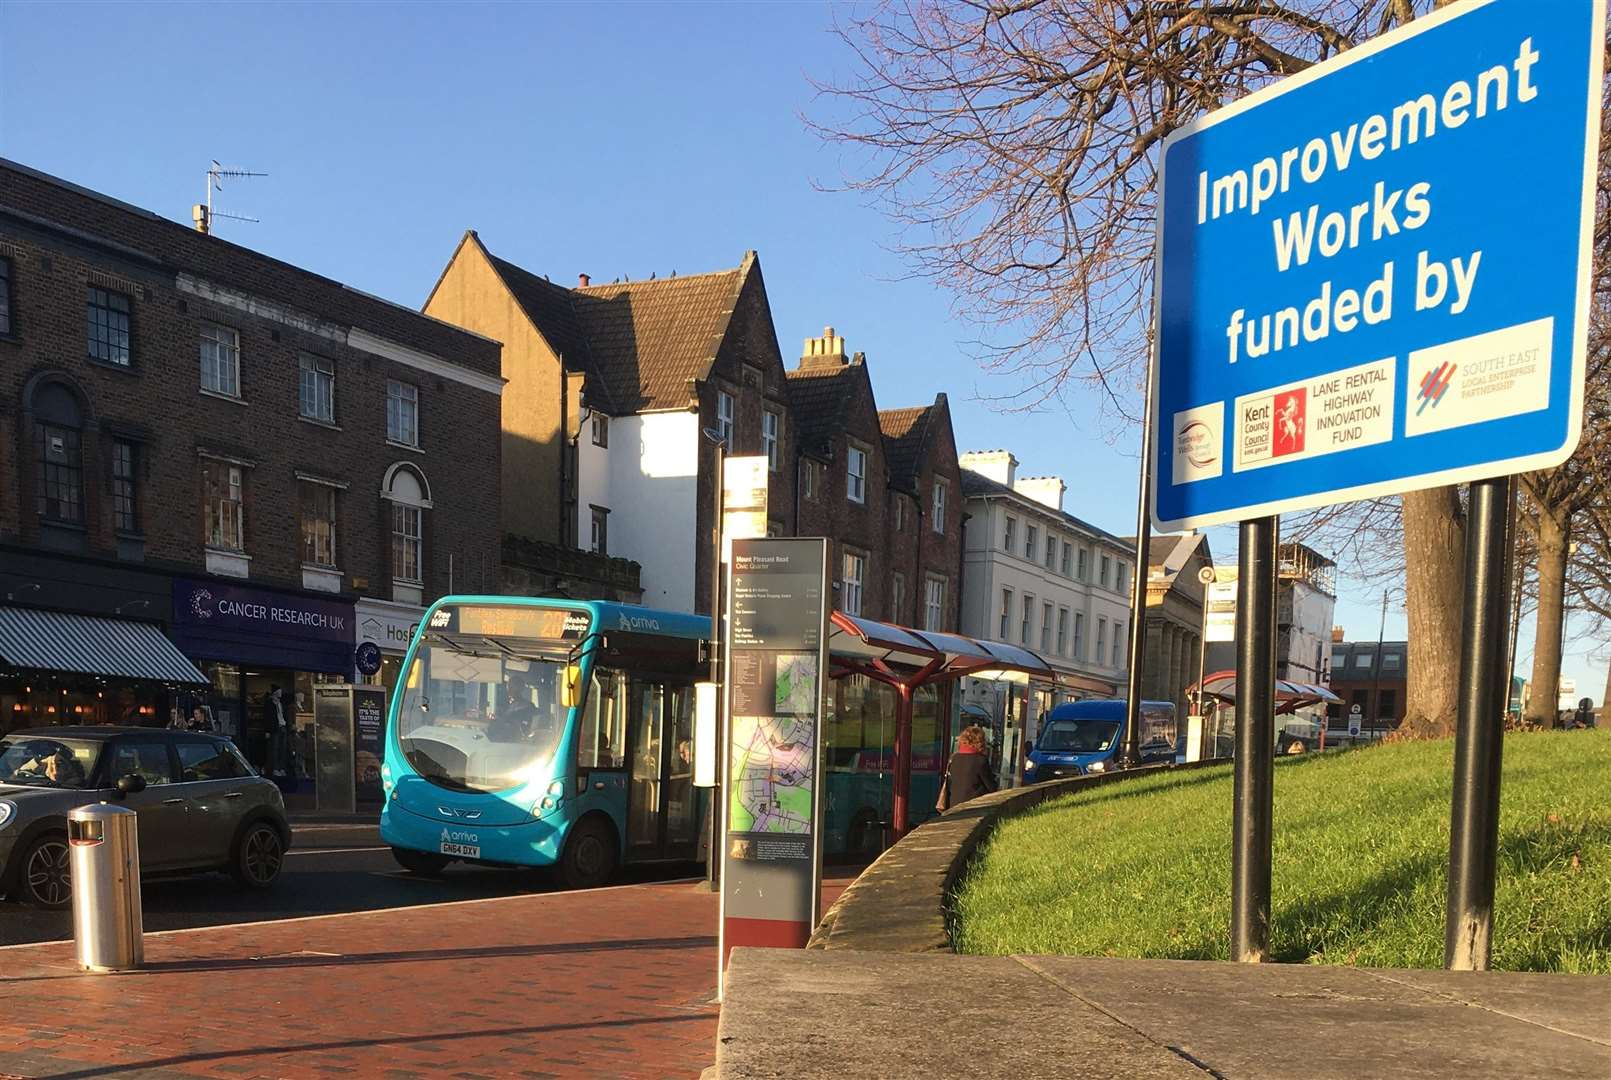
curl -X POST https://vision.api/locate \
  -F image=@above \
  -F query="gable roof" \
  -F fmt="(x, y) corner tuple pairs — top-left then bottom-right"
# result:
(472, 239), (752, 413)
(0, 159), (500, 376)
(879, 399), (946, 492)
(787, 363), (867, 457)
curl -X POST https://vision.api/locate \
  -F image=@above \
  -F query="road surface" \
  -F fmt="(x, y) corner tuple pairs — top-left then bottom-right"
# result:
(0, 822), (703, 947)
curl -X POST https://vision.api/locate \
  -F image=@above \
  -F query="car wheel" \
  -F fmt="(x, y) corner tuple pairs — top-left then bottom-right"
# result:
(19, 833), (71, 910)
(391, 846), (450, 876)
(559, 817), (617, 890)
(230, 822), (285, 889)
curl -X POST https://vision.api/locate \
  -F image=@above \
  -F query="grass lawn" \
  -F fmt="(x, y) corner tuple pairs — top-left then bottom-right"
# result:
(951, 729), (1610, 972)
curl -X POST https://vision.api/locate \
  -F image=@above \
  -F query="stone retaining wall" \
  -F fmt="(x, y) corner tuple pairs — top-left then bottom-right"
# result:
(808, 761), (1227, 953)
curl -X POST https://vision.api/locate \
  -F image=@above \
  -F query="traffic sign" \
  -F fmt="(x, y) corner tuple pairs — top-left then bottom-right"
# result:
(1151, 0), (1605, 531)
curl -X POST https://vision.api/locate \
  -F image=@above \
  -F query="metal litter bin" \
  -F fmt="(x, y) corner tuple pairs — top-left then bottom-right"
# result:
(67, 803), (143, 972)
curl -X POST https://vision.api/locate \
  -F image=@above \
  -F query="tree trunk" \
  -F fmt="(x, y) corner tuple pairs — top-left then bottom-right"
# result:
(1525, 509), (1570, 729)
(1602, 656), (1611, 718)
(1399, 487), (1466, 738)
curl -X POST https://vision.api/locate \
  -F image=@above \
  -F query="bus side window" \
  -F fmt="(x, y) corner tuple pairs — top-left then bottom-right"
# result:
(579, 671), (626, 769)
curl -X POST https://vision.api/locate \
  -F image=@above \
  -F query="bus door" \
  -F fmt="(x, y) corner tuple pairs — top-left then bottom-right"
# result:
(625, 679), (700, 861)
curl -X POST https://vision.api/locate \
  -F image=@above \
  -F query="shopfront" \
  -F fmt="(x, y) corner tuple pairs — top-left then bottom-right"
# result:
(170, 579), (354, 777)
(0, 606), (208, 736)
(352, 597), (424, 699)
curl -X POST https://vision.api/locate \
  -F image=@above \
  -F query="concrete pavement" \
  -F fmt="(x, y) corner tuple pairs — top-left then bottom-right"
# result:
(716, 948), (1611, 1079)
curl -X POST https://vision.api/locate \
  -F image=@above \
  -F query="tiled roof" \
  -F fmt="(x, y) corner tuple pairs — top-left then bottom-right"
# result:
(487, 255), (592, 369)
(786, 365), (859, 456)
(961, 467), (1128, 545)
(484, 242), (749, 413)
(0, 159), (500, 376)
(572, 268), (744, 412)
(879, 404), (933, 491)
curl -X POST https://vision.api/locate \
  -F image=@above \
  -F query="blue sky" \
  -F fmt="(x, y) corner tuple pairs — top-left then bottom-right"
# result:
(1, 1), (1600, 699)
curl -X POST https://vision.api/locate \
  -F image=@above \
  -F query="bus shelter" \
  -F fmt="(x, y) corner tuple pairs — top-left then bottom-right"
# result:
(826, 613), (1057, 839)
(1187, 669), (1341, 756)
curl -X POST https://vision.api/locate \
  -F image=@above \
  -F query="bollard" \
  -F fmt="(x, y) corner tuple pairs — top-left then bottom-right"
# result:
(67, 803), (143, 972)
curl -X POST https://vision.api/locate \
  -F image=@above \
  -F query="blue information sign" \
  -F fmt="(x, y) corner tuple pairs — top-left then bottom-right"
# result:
(1151, 0), (1605, 531)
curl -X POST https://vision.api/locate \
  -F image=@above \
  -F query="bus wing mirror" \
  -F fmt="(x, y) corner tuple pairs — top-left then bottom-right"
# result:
(693, 682), (718, 788)
(560, 665), (583, 709)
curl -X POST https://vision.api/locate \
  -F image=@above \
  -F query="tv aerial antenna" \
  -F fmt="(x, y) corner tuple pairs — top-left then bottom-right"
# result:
(193, 160), (267, 235)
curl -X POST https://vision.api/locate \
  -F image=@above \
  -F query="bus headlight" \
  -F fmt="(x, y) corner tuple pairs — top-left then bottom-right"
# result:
(540, 797), (557, 811)
(1086, 760), (1106, 773)
(546, 780), (565, 797)
(1023, 759), (1036, 771)
(0, 801), (14, 830)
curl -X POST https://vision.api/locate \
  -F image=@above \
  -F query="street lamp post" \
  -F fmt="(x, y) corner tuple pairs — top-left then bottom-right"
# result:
(702, 428), (727, 893)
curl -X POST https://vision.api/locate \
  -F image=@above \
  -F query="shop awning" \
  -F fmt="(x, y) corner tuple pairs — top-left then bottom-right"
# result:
(0, 607), (208, 685)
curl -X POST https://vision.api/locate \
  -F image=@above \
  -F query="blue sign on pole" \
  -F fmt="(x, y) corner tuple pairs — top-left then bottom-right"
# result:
(1151, 0), (1605, 531)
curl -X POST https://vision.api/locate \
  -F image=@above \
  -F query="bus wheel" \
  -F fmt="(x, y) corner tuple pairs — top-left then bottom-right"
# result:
(392, 846), (450, 877)
(847, 811), (884, 860)
(560, 817), (617, 890)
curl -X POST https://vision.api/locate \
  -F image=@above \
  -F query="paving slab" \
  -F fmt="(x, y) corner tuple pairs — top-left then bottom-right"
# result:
(718, 948), (1201, 1079)
(716, 948), (1611, 1079)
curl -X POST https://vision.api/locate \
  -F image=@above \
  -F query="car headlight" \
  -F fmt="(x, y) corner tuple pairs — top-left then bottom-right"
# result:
(0, 801), (15, 829)
(1086, 760), (1106, 773)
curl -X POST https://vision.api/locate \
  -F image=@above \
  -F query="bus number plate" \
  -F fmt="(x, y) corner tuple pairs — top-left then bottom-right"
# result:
(441, 840), (479, 858)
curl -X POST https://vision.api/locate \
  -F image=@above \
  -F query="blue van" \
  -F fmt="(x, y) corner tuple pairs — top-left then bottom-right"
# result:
(1024, 699), (1178, 781)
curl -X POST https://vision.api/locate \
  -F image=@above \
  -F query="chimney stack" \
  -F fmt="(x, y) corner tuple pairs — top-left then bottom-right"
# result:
(959, 450), (1018, 488)
(192, 204), (210, 235)
(1014, 475), (1066, 513)
(578, 273), (591, 288)
(1332, 626), (1346, 643)
(799, 326), (848, 370)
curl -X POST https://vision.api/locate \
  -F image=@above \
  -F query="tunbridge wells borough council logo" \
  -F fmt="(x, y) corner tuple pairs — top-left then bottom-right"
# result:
(190, 588), (214, 620)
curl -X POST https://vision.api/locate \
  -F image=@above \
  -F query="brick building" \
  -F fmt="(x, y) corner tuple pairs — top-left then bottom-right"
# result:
(425, 238), (786, 612)
(0, 159), (503, 769)
(879, 394), (963, 631)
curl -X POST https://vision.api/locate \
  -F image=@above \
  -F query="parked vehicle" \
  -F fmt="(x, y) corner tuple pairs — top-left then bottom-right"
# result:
(0, 727), (289, 909)
(1024, 699), (1178, 780)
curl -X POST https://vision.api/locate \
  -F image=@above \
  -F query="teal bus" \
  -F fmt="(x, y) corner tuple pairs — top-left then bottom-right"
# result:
(380, 595), (948, 887)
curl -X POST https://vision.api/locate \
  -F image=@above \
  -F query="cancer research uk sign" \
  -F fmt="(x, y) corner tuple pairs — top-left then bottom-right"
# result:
(1151, 0), (1605, 531)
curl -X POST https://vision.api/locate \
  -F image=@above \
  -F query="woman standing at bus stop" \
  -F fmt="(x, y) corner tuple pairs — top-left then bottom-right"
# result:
(937, 725), (995, 813)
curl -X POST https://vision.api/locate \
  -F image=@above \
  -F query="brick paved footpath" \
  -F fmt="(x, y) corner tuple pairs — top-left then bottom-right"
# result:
(0, 874), (852, 1080)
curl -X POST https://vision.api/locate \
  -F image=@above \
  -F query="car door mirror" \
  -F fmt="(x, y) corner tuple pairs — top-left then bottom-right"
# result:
(114, 773), (147, 798)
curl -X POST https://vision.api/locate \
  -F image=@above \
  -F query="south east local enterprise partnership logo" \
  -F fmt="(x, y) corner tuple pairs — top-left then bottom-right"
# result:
(1416, 360), (1457, 415)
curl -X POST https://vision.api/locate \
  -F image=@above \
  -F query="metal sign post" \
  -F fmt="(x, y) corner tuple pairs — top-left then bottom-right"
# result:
(717, 537), (829, 991)
(1445, 475), (1515, 969)
(1150, 0), (1604, 968)
(1230, 517), (1278, 962)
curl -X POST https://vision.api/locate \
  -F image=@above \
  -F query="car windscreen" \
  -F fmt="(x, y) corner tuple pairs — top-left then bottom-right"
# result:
(396, 637), (573, 794)
(0, 735), (102, 789)
(1036, 719), (1121, 753)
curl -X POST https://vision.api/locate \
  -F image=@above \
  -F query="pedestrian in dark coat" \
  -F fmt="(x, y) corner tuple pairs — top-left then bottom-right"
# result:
(937, 724), (995, 812)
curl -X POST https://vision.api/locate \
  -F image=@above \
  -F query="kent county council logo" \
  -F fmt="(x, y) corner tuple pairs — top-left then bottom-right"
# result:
(190, 588), (214, 620)
(1417, 361), (1458, 415)
(1273, 389), (1306, 458)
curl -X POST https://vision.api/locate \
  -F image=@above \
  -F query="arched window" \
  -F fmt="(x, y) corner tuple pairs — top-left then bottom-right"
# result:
(33, 381), (84, 524)
(382, 463), (431, 592)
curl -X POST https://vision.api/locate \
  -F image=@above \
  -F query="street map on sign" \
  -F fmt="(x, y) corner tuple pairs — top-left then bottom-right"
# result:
(728, 714), (815, 834)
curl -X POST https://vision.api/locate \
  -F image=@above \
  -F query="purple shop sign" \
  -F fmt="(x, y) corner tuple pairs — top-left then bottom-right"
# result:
(172, 579), (352, 643)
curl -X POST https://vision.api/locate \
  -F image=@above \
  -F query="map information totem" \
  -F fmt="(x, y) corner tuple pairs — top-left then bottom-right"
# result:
(720, 538), (829, 964)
